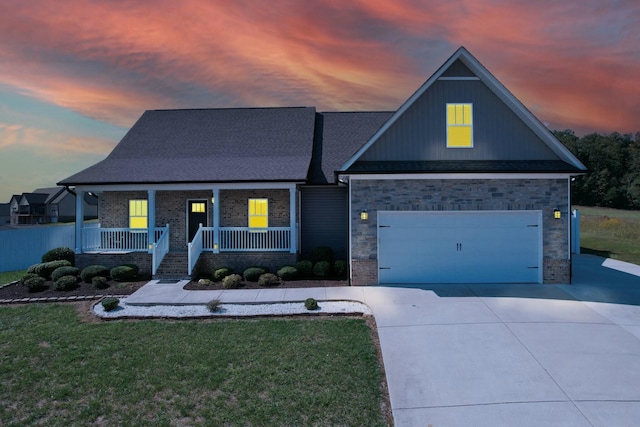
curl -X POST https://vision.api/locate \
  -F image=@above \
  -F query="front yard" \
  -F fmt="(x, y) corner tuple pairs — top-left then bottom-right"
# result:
(0, 303), (390, 426)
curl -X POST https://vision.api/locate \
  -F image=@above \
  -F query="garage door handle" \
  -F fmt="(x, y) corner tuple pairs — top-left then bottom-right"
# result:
(379, 267), (391, 270)
(527, 266), (539, 269)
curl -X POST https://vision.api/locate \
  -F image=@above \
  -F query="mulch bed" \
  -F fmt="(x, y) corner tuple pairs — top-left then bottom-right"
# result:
(184, 279), (348, 290)
(0, 279), (148, 301)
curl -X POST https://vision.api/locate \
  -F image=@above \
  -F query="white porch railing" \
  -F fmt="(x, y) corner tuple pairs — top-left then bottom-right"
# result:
(82, 225), (168, 252)
(152, 224), (170, 275)
(202, 227), (290, 252)
(188, 224), (204, 276)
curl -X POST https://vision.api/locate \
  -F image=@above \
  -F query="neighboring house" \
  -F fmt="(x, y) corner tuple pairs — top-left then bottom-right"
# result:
(59, 47), (586, 285)
(7, 187), (98, 225)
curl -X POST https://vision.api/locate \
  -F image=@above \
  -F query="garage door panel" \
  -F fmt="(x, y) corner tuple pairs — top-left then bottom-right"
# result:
(378, 211), (541, 284)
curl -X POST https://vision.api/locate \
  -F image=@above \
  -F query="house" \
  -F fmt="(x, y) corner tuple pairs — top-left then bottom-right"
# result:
(0, 203), (9, 226)
(7, 187), (98, 225)
(59, 47), (586, 285)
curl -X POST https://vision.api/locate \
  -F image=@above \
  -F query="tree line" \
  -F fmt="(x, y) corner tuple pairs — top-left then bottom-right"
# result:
(554, 130), (640, 210)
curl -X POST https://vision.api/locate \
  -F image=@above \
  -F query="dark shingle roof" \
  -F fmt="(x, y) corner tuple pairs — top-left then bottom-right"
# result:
(347, 160), (584, 174)
(310, 112), (393, 184)
(60, 107), (317, 185)
(22, 193), (48, 205)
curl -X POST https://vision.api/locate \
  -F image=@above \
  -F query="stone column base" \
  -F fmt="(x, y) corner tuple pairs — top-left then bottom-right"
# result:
(351, 259), (377, 286)
(543, 258), (571, 284)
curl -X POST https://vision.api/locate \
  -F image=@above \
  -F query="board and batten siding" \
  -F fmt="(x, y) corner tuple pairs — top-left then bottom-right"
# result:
(358, 79), (558, 162)
(0, 224), (76, 272)
(300, 186), (348, 259)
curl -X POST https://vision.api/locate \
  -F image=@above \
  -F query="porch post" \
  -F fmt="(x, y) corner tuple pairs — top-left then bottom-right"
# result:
(75, 189), (84, 254)
(289, 186), (297, 253)
(148, 189), (156, 249)
(213, 188), (220, 253)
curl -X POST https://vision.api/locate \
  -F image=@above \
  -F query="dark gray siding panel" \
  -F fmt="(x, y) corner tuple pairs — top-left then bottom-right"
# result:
(359, 80), (558, 162)
(300, 186), (348, 259)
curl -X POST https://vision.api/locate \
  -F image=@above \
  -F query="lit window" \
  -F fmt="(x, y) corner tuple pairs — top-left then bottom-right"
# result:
(447, 103), (473, 148)
(248, 198), (268, 229)
(129, 200), (148, 229)
(191, 202), (205, 213)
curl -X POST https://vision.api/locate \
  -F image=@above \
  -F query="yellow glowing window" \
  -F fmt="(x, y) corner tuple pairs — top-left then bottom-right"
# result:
(191, 202), (205, 213)
(447, 103), (473, 148)
(248, 198), (268, 229)
(129, 200), (148, 229)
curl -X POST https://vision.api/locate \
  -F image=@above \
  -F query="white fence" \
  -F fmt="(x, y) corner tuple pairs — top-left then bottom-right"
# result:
(0, 224), (75, 272)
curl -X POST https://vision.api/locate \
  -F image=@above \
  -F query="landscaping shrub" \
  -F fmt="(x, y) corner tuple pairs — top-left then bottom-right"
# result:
(81, 265), (110, 283)
(334, 260), (348, 277)
(311, 246), (333, 263)
(212, 267), (233, 282)
(222, 274), (242, 289)
(295, 260), (313, 277)
(313, 261), (331, 277)
(258, 273), (279, 287)
(28, 260), (72, 279)
(206, 299), (221, 312)
(276, 266), (298, 281)
(123, 263), (140, 276)
(304, 297), (318, 310)
(92, 276), (109, 289)
(110, 265), (137, 282)
(41, 247), (75, 265)
(243, 267), (266, 282)
(21, 274), (46, 293)
(53, 275), (78, 291)
(101, 297), (119, 311)
(51, 266), (80, 282)
(198, 278), (213, 286)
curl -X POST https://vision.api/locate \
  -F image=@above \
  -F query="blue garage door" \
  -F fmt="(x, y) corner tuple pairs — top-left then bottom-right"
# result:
(378, 211), (542, 284)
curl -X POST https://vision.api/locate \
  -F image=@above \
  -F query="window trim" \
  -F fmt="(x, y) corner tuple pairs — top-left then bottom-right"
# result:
(248, 198), (268, 230)
(446, 103), (474, 148)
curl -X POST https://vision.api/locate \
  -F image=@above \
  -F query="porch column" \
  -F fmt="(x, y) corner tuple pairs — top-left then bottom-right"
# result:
(213, 188), (220, 253)
(75, 190), (84, 254)
(148, 189), (156, 249)
(289, 186), (297, 253)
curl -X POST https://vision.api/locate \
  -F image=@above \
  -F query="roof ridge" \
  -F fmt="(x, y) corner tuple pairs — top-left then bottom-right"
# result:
(148, 106), (315, 112)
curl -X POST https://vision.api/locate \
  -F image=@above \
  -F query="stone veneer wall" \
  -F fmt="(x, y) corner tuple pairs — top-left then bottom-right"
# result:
(349, 178), (570, 285)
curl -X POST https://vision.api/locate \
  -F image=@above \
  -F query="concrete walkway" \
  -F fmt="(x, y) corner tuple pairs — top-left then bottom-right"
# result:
(126, 254), (640, 427)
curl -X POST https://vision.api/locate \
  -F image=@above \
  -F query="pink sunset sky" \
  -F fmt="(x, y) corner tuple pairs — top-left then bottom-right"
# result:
(0, 0), (638, 202)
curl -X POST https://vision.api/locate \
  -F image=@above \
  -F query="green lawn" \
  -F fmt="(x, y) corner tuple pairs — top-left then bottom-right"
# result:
(0, 304), (388, 426)
(575, 205), (640, 265)
(0, 270), (26, 285)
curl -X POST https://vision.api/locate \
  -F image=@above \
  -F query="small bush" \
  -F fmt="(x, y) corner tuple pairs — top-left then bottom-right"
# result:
(198, 278), (213, 286)
(51, 266), (80, 282)
(92, 276), (109, 289)
(295, 260), (313, 277)
(81, 265), (110, 283)
(110, 265), (137, 282)
(206, 299), (221, 312)
(276, 266), (298, 281)
(311, 246), (333, 263)
(28, 260), (72, 279)
(258, 273), (279, 287)
(313, 261), (331, 277)
(304, 298), (318, 310)
(212, 267), (233, 282)
(222, 274), (243, 289)
(21, 274), (46, 293)
(41, 247), (75, 265)
(334, 260), (348, 277)
(101, 297), (119, 312)
(243, 267), (266, 282)
(53, 275), (78, 291)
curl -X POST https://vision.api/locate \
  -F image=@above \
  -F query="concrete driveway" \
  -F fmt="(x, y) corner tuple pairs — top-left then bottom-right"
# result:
(370, 254), (640, 426)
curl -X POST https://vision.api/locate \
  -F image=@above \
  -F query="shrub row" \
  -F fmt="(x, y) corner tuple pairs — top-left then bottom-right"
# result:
(210, 259), (347, 284)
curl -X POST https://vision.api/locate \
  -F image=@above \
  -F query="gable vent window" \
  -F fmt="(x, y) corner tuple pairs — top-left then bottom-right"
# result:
(248, 198), (268, 229)
(129, 199), (148, 229)
(447, 103), (473, 148)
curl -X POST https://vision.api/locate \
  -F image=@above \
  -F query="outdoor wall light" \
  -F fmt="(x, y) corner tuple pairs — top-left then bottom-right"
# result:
(211, 197), (215, 203)
(360, 209), (368, 221)
(553, 208), (561, 219)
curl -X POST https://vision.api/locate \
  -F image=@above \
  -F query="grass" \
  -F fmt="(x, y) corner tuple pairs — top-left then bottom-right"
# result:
(575, 205), (640, 265)
(0, 304), (388, 426)
(0, 270), (26, 285)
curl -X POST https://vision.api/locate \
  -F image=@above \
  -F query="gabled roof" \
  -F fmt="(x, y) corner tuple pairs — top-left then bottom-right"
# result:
(34, 187), (67, 204)
(339, 46), (587, 173)
(20, 193), (48, 205)
(59, 107), (317, 186)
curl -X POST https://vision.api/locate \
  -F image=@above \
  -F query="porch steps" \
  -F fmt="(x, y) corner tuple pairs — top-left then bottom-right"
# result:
(154, 252), (191, 280)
